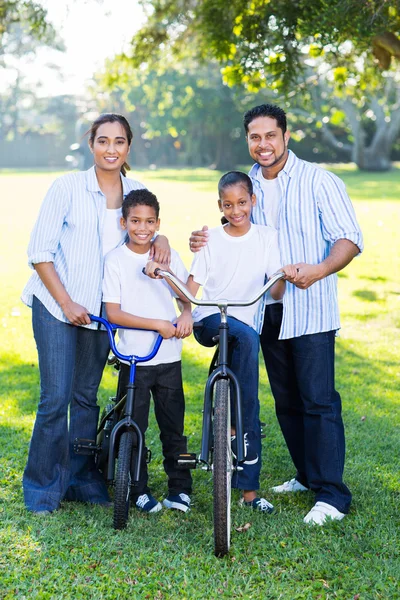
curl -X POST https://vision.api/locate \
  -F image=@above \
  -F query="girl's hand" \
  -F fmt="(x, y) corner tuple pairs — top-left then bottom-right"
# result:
(175, 312), (193, 339)
(145, 260), (165, 279)
(281, 264), (299, 283)
(150, 235), (171, 264)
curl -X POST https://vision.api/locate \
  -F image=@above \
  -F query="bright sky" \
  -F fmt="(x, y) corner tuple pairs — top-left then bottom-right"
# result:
(29, 0), (145, 96)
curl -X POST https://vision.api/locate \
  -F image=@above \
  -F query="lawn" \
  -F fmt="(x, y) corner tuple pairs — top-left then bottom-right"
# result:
(0, 165), (399, 599)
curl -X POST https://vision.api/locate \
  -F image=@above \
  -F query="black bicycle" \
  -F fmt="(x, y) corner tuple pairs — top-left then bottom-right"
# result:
(74, 316), (163, 530)
(153, 269), (284, 557)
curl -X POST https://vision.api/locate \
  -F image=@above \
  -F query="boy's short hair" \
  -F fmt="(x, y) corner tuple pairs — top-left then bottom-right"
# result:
(122, 188), (160, 220)
(218, 171), (253, 198)
(243, 103), (287, 134)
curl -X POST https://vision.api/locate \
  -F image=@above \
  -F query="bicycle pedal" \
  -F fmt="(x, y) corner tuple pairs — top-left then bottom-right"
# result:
(73, 438), (99, 455)
(175, 453), (198, 469)
(261, 433), (266, 439)
(145, 449), (152, 464)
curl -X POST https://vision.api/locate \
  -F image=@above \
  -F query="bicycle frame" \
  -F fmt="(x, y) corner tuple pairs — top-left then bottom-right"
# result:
(152, 269), (285, 467)
(89, 314), (163, 483)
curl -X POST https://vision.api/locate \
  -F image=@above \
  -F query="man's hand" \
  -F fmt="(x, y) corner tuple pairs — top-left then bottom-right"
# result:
(155, 320), (177, 339)
(293, 263), (326, 289)
(61, 300), (91, 326)
(150, 234), (171, 264)
(175, 312), (193, 339)
(189, 225), (209, 253)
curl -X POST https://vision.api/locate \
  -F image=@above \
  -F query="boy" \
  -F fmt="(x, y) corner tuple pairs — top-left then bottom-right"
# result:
(102, 189), (193, 513)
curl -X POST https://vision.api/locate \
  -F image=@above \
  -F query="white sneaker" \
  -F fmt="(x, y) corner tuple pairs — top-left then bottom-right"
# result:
(304, 501), (346, 525)
(271, 478), (308, 493)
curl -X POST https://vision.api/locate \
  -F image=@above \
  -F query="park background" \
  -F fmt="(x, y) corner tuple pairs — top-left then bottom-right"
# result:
(0, 1), (399, 598)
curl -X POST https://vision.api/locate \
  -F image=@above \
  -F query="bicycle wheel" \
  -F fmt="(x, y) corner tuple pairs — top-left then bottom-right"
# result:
(113, 430), (134, 530)
(213, 378), (232, 557)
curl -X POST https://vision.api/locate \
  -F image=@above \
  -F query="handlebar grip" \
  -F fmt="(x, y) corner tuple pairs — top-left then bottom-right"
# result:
(141, 267), (161, 276)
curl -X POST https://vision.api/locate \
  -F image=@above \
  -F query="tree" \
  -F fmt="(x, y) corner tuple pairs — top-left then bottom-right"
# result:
(131, 1), (400, 91)
(96, 58), (263, 169)
(0, 1), (56, 49)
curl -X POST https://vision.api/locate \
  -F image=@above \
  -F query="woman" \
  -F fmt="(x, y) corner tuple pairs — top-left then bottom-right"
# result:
(22, 113), (169, 514)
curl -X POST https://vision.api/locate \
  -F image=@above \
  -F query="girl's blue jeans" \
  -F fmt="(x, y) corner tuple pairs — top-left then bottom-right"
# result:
(194, 313), (262, 491)
(23, 297), (110, 512)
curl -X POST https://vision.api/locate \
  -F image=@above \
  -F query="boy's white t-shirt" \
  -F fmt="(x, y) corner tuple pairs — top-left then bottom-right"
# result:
(102, 245), (188, 366)
(190, 224), (281, 331)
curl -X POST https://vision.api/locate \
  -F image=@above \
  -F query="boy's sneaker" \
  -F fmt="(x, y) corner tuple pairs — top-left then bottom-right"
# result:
(135, 494), (162, 513)
(239, 497), (274, 513)
(271, 478), (308, 493)
(163, 493), (191, 513)
(231, 433), (259, 466)
(304, 501), (345, 525)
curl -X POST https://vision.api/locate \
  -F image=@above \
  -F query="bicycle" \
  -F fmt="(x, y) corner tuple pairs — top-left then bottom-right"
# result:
(73, 315), (164, 530)
(152, 268), (285, 557)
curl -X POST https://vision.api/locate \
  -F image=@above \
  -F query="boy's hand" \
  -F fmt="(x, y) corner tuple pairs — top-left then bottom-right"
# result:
(145, 260), (165, 279)
(150, 234), (171, 265)
(175, 312), (193, 339)
(156, 320), (177, 339)
(189, 225), (209, 253)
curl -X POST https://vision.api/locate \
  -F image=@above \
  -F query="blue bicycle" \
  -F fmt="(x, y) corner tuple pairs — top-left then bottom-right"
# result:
(74, 316), (163, 530)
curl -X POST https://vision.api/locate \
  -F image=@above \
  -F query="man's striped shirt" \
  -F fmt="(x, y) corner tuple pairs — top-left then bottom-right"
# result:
(249, 150), (363, 340)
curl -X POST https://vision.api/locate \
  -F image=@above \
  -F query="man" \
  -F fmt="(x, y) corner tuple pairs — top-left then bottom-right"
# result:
(190, 103), (363, 525)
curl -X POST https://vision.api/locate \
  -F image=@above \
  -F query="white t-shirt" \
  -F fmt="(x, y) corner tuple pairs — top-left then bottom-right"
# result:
(254, 170), (281, 306)
(102, 245), (188, 366)
(190, 224), (281, 330)
(254, 168), (280, 228)
(102, 207), (124, 257)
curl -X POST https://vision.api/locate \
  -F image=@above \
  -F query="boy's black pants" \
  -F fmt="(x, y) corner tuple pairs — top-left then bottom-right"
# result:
(117, 360), (192, 499)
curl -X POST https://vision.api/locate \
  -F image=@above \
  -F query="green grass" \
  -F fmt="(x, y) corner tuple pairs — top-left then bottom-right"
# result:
(0, 166), (399, 599)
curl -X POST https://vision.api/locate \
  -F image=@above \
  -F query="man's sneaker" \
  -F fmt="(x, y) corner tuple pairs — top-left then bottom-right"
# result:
(271, 478), (309, 493)
(135, 494), (162, 513)
(163, 493), (191, 513)
(231, 433), (259, 466)
(304, 501), (346, 526)
(239, 497), (274, 513)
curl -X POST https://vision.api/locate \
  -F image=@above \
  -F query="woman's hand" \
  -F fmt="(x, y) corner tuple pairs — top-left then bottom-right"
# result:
(175, 312), (193, 339)
(61, 300), (91, 326)
(150, 234), (171, 264)
(189, 225), (209, 253)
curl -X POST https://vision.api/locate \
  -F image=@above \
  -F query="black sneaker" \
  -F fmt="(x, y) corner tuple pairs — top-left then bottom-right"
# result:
(239, 497), (274, 513)
(163, 493), (191, 513)
(135, 493), (162, 513)
(231, 433), (259, 465)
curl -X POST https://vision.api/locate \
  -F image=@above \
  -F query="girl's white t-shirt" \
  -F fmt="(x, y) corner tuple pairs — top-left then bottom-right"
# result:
(102, 245), (188, 366)
(190, 224), (281, 330)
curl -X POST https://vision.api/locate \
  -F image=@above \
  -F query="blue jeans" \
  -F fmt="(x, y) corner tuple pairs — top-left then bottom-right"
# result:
(23, 297), (110, 512)
(194, 314), (261, 491)
(260, 304), (352, 514)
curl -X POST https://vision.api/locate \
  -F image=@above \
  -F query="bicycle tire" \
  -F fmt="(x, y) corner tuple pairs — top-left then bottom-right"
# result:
(213, 378), (232, 557)
(113, 430), (134, 530)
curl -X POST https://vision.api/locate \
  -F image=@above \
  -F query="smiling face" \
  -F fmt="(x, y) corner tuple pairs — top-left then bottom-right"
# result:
(90, 121), (130, 173)
(246, 116), (290, 179)
(218, 183), (256, 236)
(121, 204), (160, 254)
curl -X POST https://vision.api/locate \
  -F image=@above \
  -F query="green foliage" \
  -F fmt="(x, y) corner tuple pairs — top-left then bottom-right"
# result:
(132, 0), (400, 91)
(0, 1), (56, 47)
(0, 168), (399, 598)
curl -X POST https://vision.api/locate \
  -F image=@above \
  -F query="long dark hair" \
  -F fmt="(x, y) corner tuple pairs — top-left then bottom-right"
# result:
(87, 113), (133, 176)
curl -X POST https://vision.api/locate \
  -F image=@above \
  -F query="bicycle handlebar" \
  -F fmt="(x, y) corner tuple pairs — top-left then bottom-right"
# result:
(89, 314), (164, 364)
(152, 268), (285, 308)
